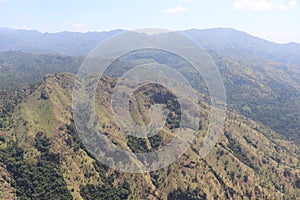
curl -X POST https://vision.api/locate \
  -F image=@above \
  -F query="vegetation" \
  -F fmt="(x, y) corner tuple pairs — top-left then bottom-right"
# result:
(0, 72), (298, 199)
(167, 188), (207, 200)
(2, 134), (72, 199)
(0, 51), (82, 89)
(80, 182), (130, 200)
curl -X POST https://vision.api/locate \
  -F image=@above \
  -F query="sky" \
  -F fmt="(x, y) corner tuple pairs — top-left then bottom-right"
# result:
(0, 0), (299, 43)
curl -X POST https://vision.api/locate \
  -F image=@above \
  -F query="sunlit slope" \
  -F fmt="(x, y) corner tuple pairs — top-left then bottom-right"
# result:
(0, 73), (299, 199)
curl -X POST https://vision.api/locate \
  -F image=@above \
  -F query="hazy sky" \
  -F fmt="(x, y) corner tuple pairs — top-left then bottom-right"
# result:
(0, 0), (299, 43)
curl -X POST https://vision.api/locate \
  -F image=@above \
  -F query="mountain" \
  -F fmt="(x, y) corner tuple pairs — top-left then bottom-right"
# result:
(0, 73), (299, 199)
(1, 28), (300, 143)
(183, 28), (300, 65)
(0, 28), (300, 199)
(0, 28), (123, 56)
(2, 27), (300, 65)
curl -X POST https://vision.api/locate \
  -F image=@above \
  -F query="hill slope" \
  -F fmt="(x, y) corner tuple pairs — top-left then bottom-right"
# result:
(0, 73), (299, 199)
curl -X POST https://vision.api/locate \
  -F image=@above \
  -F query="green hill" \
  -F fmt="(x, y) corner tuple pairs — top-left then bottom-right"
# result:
(1, 73), (299, 199)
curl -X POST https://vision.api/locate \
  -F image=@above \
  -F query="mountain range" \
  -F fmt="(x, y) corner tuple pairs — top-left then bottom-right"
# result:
(1, 27), (300, 65)
(1, 27), (299, 143)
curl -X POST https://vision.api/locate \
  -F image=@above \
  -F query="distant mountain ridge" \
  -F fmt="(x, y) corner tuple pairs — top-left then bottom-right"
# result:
(1, 27), (300, 64)
(182, 28), (300, 65)
(0, 28), (124, 56)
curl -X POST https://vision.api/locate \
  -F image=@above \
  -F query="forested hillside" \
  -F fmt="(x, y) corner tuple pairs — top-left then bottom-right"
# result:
(0, 73), (299, 199)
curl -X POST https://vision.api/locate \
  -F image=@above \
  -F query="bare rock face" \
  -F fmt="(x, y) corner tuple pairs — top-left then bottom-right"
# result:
(40, 74), (54, 100)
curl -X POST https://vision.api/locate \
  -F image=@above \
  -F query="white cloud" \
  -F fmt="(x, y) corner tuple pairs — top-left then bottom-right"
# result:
(163, 5), (188, 14)
(257, 31), (300, 43)
(66, 22), (87, 28)
(233, 0), (297, 11)
(20, 26), (31, 30)
(0, 0), (7, 3)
